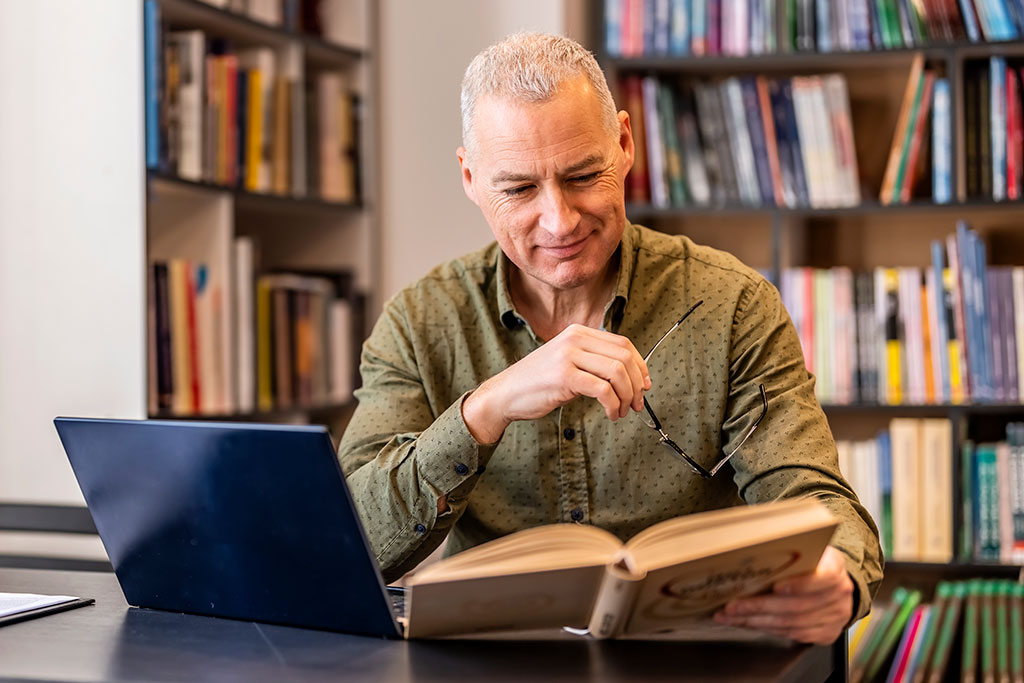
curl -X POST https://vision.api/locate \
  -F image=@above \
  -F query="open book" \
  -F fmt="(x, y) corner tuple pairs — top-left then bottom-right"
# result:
(404, 498), (837, 639)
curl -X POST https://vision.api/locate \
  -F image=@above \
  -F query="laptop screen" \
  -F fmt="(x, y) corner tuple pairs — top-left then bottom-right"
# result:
(54, 417), (401, 638)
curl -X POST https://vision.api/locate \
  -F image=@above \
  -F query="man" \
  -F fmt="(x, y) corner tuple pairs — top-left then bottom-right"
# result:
(339, 32), (882, 645)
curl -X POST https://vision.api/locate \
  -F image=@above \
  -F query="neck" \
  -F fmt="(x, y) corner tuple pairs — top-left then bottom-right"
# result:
(510, 253), (620, 341)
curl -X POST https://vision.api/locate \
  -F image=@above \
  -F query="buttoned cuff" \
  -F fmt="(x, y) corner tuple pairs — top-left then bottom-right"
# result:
(415, 391), (499, 503)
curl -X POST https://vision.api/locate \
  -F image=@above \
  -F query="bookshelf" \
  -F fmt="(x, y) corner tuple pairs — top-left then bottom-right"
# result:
(143, 0), (377, 432)
(592, 0), (1024, 582)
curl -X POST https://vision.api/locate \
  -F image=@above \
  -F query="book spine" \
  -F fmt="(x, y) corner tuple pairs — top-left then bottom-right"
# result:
(992, 57), (1008, 201)
(933, 78), (953, 204)
(586, 563), (644, 638)
(144, 0), (161, 170)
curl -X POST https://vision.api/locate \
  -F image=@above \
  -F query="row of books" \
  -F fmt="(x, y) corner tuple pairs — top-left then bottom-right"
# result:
(837, 418), (1024, 565)
(144, 1), (359, 201)
(848, 580), (1024, 683)
(621, 72), (859, 208)
(964, 56), (1024, 201)
(146, 238), (356, 417)
(605, 0), (1022, 58)
(780, 222), (1023, 405)
(836, 418), (955, 564)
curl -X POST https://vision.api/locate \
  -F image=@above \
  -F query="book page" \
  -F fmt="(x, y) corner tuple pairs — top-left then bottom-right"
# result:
(0, 593), (79, 618)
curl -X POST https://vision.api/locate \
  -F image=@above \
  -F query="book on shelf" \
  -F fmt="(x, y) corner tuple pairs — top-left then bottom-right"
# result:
(402, 497), (837, 639)
(601, 0), (1018, 57)
(148, 255), (357, 417)
(839, 417), (1024, 564)
(837, 417), (954, 563)
(777, 221), (1024, 406)
(143, 5), (360, 203)
(848, 580), (1024, 683)
(622, 71), (859, 209)
(961, 54), (1024, 202)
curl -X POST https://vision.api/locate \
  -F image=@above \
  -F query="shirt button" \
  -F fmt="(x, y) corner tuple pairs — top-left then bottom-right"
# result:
(415, 523), (426, 534)
(570, 508), (584, 522)
(455, 463), (470, 476)
(563, 427), (576, 440)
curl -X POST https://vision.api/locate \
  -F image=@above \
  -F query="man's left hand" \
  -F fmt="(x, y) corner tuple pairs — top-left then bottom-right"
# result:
(711, 546), (854, 645)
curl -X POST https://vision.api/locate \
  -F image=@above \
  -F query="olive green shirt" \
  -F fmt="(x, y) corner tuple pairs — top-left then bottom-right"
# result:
(338, 222), (883, 620)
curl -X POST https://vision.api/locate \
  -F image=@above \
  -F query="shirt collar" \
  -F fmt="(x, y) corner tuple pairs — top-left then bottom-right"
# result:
(495, 220), (639, 332)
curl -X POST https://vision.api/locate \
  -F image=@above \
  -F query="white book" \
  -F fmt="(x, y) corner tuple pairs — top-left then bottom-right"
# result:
(791, 78), (823, 207)
(808, 77), (842, 207)
(330, 298), (353, 402)
(1013, 267), (1024, 400)
(234, 236), (255, 413)
(822, 74), (861, 206)
(899, 268), (925, 404)
(919, 419), (953, 562)
(721, 79), (760, 205)
(194, 264), (220, 414)
(889, 418), (923, 561)
(169, 30), (205, 181)
(859, 440), (882, 537)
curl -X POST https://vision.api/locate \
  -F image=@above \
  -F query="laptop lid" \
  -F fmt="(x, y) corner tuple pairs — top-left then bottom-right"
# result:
(53, 417), (402, 638)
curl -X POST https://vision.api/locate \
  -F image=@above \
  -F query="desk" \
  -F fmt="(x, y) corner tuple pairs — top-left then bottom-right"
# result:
(0, 568), (845, 682)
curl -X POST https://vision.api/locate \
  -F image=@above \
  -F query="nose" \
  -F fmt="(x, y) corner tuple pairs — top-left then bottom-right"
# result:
(537, 185), (580, 238)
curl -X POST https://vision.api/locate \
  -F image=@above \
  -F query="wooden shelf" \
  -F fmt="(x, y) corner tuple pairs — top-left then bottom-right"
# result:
(147, 171), (362, 215)
(627, 198), (1024, 221)
(605, 39), (1024, 73)
(157, 0), (364, 66)
(821, 402), (1024, 415)
(150, 400), (353, 423)
(885, 561), (1022, 577)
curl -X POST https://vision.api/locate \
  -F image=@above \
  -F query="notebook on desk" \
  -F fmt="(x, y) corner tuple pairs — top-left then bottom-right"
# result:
(53, 417), (405, 638)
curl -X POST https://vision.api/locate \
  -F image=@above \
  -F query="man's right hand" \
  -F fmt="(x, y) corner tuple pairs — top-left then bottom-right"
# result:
(460, 324), (652, 445)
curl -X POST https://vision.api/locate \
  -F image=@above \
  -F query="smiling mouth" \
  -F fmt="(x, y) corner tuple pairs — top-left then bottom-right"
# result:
(540, 236), (588, 258)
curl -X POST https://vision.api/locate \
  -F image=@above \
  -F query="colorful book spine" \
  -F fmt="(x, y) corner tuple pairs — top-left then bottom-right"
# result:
(932, 78), (952, 204)
(144, 0), (161, 169)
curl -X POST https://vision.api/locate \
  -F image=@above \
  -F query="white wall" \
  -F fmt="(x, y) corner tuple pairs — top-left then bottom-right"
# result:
(0, 1), (146, 504)
(377, 0), (585, 300)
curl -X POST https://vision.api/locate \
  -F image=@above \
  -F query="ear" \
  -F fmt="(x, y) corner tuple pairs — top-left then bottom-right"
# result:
(617, 110), (635, 175)
(456, 146), (479, 205)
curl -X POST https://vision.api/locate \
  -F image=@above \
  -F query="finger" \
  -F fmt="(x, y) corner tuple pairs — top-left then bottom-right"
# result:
(564, 327), (650, 410)
(570, 349), (639, 418)
(724, 588), (847, 617)
(568, 369), (623, 421)
(773, 567), (851, 596)
(714, 596), (850, 631)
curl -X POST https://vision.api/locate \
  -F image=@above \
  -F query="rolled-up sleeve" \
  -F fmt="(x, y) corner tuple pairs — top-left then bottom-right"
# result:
(723, 278), (884, 621)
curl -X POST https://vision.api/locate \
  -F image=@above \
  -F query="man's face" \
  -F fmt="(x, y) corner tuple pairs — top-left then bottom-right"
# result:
(458, 77), (635, 292)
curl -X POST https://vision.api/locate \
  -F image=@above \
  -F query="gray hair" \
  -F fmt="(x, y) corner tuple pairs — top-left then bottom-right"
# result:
(460, 32), (619, 161)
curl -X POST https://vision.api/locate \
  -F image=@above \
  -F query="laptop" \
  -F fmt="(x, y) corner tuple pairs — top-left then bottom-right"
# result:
(53, 417), (405, 638)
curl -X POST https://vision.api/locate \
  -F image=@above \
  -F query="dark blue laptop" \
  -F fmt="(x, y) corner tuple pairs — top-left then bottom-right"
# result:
(53, 417), (404, 638)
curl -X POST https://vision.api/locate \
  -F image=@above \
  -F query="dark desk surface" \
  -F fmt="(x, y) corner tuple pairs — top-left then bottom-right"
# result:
(0, 568), (843, 683)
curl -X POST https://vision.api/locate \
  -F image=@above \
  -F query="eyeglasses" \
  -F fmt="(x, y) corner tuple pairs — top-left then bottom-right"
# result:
(639, 300), (768, 479)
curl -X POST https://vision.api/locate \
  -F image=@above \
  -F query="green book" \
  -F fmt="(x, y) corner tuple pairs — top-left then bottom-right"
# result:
(960, 441), (975, 561)
(890, 69), (927, 205)
(927, 582), (967, 683)
(977, 444), (1001, 560)
(865, 588), (923, 683)
(1010, 583), (1023, 683)
(963, 579), (983, 683)
(657, 82), (687, 207)
(996, 581), (1011, 683)
(981, 581), (997, 683)
(912, 582), (950, 683)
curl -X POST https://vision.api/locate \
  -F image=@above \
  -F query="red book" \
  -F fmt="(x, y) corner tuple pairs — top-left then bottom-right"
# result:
(621, 75), (650, 204)
(1007, 69), (1022, 200)
(900, 71), (935, 203)
(186, 264), (201, 413)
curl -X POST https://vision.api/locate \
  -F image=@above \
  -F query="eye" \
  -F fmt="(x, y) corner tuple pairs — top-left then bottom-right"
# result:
(569, 172), (600, 184)
(502, 185), (533, 197)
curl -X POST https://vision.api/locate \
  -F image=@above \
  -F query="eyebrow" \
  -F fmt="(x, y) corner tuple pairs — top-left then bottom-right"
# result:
(490, 154), (607, 186)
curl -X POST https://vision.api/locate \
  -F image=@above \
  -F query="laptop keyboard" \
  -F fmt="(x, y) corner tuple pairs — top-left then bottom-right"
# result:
(386, 586), (406, 616)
